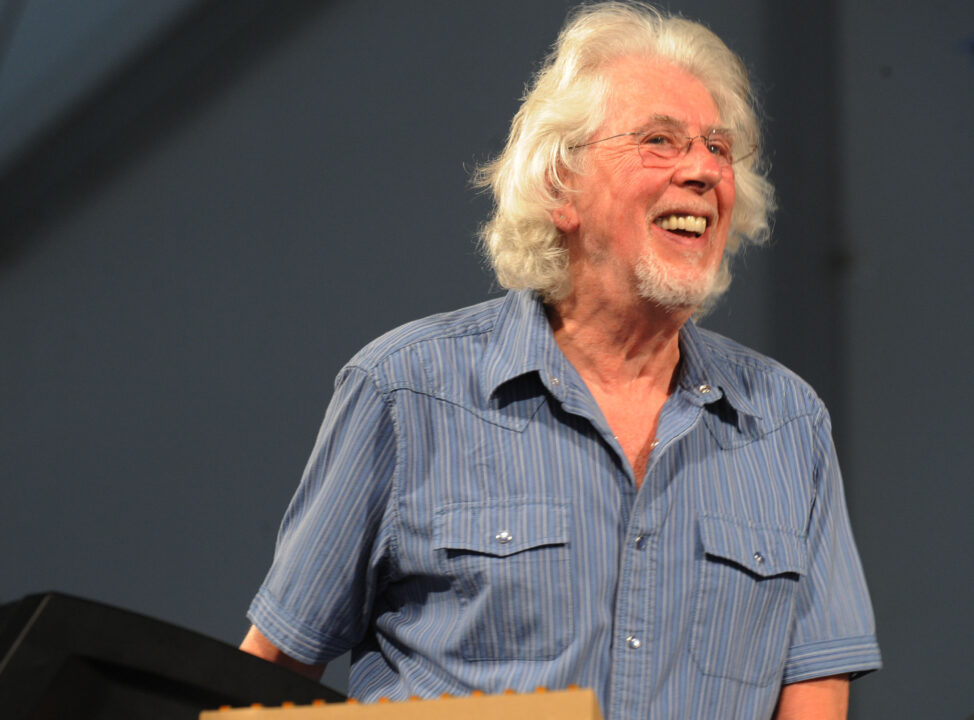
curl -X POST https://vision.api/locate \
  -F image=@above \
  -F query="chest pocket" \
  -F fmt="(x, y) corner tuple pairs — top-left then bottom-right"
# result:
(691, 514), (806, 685)
(433, 500), (572, 662)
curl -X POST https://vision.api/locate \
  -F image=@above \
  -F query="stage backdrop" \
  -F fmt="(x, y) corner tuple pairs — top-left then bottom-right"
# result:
(1, 1), (971, 717)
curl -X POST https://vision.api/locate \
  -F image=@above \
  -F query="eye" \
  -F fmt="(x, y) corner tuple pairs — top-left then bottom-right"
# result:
(638, 130), (681, 159)
(706, 134), (734, 162)
(639, 130), (677, 147)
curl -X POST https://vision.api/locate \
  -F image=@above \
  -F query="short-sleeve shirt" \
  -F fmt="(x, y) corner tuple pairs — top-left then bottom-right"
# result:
(248, 289), (880, 719)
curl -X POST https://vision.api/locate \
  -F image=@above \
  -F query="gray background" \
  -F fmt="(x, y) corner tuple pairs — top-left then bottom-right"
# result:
(1, 1), (971, 717)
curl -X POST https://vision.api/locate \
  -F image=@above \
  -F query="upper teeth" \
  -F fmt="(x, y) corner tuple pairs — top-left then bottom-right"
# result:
(655, 215), (707, 235)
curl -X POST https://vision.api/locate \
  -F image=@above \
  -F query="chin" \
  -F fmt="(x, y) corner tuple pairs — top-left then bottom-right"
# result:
(635, 254), (721, 312)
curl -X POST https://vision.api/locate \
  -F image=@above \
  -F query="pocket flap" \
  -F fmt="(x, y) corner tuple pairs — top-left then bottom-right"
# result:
(699, 515), (806, 577)
(434, 500), (569, 558)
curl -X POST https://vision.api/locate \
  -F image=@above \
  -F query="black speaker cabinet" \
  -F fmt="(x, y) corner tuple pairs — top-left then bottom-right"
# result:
(0, 592), (343, 719)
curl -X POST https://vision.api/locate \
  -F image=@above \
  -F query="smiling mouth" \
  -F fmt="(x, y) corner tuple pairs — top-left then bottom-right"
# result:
(653, 214), (708, 237)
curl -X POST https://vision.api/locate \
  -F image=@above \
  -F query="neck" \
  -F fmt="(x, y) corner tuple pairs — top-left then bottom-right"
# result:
(546, 290), (690, 393)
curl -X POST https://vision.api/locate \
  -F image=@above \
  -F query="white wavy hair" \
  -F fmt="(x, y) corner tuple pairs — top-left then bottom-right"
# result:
(475, 1), (775, 305)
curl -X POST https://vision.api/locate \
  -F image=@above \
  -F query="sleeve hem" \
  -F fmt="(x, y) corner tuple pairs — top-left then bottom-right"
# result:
(246, 587), (350, 666)
(782, 635), (882, 684)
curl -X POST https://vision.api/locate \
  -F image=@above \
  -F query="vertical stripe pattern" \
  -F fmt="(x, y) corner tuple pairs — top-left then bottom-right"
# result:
(247, 290), (880, 719)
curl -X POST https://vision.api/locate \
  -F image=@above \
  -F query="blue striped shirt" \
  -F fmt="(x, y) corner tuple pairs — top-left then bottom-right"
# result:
(248, 289), (880, 718)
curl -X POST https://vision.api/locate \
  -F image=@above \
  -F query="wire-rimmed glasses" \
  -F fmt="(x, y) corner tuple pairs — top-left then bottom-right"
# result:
(572, 122), (755, 168)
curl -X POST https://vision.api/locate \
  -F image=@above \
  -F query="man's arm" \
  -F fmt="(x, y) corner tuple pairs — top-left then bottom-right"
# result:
(240, 624), (327, 681)
(242, 366), (395, 685)
(773, 674), (849, 720)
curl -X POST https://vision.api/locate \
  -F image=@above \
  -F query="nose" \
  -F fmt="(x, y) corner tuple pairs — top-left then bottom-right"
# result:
(672, 138), (723, 192)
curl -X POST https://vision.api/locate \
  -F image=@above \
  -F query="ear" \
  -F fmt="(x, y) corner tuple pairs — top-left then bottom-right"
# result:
(547, 159), (580, 233)
(552, 202), (579, 233)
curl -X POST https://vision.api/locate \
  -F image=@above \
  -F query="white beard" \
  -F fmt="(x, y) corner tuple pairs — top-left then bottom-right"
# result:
(635, 245), (721, 311)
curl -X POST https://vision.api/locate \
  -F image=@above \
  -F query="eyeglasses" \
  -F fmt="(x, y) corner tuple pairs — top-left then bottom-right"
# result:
(572, 125), (755, 168)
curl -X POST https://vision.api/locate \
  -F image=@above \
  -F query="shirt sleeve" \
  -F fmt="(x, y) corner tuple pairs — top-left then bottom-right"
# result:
(782, 408), (882, 683)
(247, 364), (397, 665)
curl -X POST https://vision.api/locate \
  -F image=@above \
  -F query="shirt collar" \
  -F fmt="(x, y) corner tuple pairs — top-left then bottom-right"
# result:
(678, 321), (763, 419)
(480, 290), (570, 400)
(480, 290), (763, 420)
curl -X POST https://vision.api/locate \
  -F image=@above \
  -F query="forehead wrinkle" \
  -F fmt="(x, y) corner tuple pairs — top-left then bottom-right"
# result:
(641, 113), (729, 137)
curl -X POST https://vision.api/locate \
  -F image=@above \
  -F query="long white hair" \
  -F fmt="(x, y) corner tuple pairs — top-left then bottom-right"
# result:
(474, 1), (775, 305)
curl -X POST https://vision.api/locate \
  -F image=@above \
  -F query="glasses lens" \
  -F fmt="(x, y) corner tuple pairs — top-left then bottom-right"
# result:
(636, 129), (736, 168)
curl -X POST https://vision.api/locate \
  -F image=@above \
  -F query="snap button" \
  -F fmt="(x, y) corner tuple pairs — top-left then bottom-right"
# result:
(753, 551), (765, 564)
(550, 376), (560, 386)
(626, 635), (642, 649)
(495, 530), (513, 544)
(697, 384), (712, 394)
(634, 534), (647, 550)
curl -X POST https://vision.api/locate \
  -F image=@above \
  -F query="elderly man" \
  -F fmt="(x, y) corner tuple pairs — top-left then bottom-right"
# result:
(240, 3), (880, 718)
